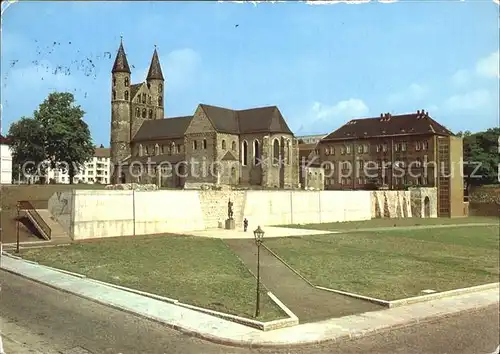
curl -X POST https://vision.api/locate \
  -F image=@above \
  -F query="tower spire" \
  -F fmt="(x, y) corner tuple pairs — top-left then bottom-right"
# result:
(112, 38), (131, 74)
(147, 47), (164, 81)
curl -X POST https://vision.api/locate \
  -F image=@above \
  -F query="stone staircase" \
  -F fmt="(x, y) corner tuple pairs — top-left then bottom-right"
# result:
(35, 209), (70, 242)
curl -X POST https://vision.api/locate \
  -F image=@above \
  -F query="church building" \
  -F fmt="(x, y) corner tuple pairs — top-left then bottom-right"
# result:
(109, 40), (301, 189)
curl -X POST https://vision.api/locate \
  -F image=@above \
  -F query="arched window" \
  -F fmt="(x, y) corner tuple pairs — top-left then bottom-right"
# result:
(193, 140), (198, 150)
(241, 141), (248, 166)
(232, 141), (236, 151)
(273, 139), (280, 165)
(155, 144), (159, 155)
(203, 139), (207, 149)
(286, 139), (291, 164)
(138, 144), (143, 157)
(112, 90), (116, 100)
(159, 84), (163, 93)
(124, 77), (129, 87)
(142, 108), (146, 118)
(135, 108), (140, 117)
(142, 93), (146, 104)
(158, 96), (162, 107)
(171, 142), (175, 154)
(221, 140), (226, 149)
(254, 140), (260, 165)
(148, 96), (151, 104)
(148, 109), (153, 119)
(113, 77), (116, 87)
(124, 90), (129, 100)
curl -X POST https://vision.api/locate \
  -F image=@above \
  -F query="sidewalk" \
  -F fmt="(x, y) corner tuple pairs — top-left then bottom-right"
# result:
(1, 253), (498, 348)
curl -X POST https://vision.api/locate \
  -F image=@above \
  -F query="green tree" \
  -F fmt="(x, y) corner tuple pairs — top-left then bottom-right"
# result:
(462, 127), (500, 189)
(7, 117), (48, 183)
(34, 92), (94, 184)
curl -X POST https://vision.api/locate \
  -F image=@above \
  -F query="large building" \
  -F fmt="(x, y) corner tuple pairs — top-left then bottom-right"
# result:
(47, 145), (111, 184)
(110, 40), (300, 189)
(0, 134), (13, 184)
(319, 110), (464, 217)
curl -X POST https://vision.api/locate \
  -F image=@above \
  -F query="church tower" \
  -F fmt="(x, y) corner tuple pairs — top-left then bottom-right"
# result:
(146, 47), (165, 119)
(110, 38), (132, 182)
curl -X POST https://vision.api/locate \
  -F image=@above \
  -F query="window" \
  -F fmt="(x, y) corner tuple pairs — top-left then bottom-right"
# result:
(376, 145), (381, 152)
(287, 140), (291, 163)
(325, 148), (330, 156)
(124, 90), (129, 100)
(254, 140), (260, 165)
(138, 144), (143, 156)
(135, 108), (140, 117)
(148, 96), (152, 104)
(395, 143), (399, 152)
(357, 145), (363, 154)
(112, 90), (116, 100)
(159, 84), (163, 93)
(340, 146), (346, 155)
(357, 160), (364, 170)
(363, 144), (369, 153)
(242, 141), (248, 166)
(329, 146), (335, 155)
(113, 77), (116, 87)
(142, 109), (146, 118)
(148, 109), (153, 119)
(382, 144), (388, 152)
(142, 93), (146, 104)
(273, 139), (280, 165)
(124, 77), (129, 87)
(193, 140), (198, 150)
(423, 141), (429, 150)
(155, 144), (159, 155)
(222, 140), (226, 149)
(402, 142), (407, 151)
(171, 142), (175, 154)
(416, 141), (422, 151)
(158, 96), (162, 107)
(203, 139), (207, 149)
(232, 141), (236, 151)
(346, 145), (351, 154)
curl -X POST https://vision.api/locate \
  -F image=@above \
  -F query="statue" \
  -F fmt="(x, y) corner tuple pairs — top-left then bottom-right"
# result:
(227, 199), (234, 219)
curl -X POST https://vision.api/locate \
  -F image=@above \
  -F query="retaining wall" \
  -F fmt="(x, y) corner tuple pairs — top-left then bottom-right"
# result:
(48, 188), (437, 240)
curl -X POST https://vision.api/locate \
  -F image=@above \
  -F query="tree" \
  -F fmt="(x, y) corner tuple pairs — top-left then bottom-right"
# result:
(462, 127), (500, 189)
(34, 92), (94, 184)
(7, 117), (48, 183)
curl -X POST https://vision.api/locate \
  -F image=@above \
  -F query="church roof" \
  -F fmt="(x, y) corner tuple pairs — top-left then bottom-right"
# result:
(131, 104), (293, 142)
(130, 83), (141, 99)
(221, 151), (238, 161)
(132, 116), (192, 141)
(147, 48), (164, 81)
(112, 41), (131, 74)
(322, 110), (454, 142)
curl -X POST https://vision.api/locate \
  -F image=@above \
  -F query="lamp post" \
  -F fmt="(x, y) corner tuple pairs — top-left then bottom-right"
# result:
(253, 225), (265, 318)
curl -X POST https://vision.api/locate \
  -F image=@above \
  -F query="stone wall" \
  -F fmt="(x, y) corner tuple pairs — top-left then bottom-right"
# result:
(50, 187), (438, 240)
(371, 187), (437, 218)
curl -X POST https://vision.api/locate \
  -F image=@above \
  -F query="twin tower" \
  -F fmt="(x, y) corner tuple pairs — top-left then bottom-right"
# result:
(110, 39), (165, 175)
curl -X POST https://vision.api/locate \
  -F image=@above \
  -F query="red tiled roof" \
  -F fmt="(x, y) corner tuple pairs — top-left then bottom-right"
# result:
(0, 134), (10, 145)
(322, 111), (454, 141)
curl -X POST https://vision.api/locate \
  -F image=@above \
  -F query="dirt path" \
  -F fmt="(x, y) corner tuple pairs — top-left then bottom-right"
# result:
(224, 239), (382, 323)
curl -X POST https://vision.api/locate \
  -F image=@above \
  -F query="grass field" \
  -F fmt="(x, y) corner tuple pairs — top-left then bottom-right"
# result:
(20, 234), (285, 321)
(284, 216), (498, 231)
(265, 225), (499, 300)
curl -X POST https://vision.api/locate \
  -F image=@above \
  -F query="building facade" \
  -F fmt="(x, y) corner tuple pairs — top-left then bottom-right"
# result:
(46, 146), (111, 184)
(319, 110), (464, 217)
(110, 40), (300, 189)
(0, 134), (12, 184)
(297, 134), (326, 145)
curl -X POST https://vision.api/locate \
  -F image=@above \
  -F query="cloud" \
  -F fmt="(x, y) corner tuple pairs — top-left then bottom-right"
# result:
(387, 83), (427, 105)
(443, 89), (494, 112)
(450, 69), (470, 87)
(311, 99), (368, 121)
(133, 48), (201, 92)
(475, 50), (499, 78)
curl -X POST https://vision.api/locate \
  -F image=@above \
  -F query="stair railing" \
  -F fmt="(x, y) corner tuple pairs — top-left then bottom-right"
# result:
(17, 200), (52, 240)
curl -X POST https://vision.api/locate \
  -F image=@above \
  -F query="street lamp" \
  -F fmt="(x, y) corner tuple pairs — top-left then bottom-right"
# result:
(253, 225), (265, 318)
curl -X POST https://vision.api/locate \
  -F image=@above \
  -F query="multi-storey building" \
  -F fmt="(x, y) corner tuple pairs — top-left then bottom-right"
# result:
(110, 39), (300, 189)
(0, 134), (12, 184)
(297, 134), (327, 145)
(319, 110), (464, 217)
(47, 146), (111, 184)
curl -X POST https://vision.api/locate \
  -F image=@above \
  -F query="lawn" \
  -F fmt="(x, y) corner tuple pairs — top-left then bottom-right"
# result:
(21, 235), (285, 321)
(264, 225), (499, 301)
(284, 216), (498, 232)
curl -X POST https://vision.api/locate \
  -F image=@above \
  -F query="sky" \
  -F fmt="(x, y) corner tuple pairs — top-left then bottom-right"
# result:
(1, 0), (499, 146)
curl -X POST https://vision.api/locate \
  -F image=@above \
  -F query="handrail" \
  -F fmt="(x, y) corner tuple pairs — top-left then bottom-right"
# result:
(18, 200), (52, 240)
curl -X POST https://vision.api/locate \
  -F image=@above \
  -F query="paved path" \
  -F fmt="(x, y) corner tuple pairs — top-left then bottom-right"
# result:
(1, 253), (498, 348)
(0, 270), (498, 353)
(179, 226), (333, 239)
(224, 239), (382, 322)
